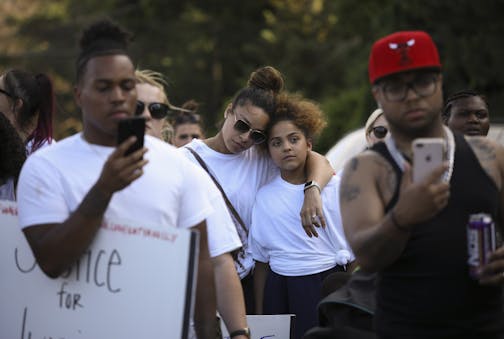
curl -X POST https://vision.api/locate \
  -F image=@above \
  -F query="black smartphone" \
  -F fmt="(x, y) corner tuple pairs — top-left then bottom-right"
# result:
(117, 116), (146, 156)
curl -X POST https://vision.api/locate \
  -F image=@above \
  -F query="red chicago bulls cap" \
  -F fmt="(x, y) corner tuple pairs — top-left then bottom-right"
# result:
(368, 31), (441, 84)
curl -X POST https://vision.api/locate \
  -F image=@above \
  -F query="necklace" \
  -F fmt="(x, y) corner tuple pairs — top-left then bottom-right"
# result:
(384, 125), (455, 183)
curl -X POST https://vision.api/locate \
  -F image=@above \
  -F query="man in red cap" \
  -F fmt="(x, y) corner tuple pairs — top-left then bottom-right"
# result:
(340, 31), (504, 338)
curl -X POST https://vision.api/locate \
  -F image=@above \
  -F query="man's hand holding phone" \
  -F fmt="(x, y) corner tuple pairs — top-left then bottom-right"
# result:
(95, 117), (149, 195)
(391, 138), (451, 231)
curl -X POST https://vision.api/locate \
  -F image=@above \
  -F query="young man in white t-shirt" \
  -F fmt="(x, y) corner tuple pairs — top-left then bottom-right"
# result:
(16, 20), (217, 339)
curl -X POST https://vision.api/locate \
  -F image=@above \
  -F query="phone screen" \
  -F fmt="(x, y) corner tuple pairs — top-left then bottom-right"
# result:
(117, 117), (146, 156)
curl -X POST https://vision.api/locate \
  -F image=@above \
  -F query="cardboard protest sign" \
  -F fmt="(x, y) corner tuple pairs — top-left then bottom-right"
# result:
(0, 200), (198, 339)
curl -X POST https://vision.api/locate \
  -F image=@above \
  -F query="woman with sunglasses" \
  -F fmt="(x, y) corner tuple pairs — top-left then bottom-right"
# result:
(135, 69), (191, 141)
(182, 66), (334, 315)
(136, 68), (249, 337)
(0, 69), (55, 200)
(365, 108), (389, 147)
(171, 100), (205, 147)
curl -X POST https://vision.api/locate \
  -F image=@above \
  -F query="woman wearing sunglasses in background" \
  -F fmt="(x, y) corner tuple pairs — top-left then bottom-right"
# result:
(364, 108), (388, 147)
(182, 66), (334, 317)
(171, 100), (205, 147)
(136, 68), (250, 338)
(135, 69), (193, 141)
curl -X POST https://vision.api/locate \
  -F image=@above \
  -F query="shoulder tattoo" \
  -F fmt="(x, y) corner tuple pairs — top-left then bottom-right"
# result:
(340, 182), (360, 202)
(340, 157), (361, 202)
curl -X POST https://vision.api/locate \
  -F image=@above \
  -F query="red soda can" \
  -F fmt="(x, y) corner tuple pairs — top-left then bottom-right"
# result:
(467, 213), (496, 278)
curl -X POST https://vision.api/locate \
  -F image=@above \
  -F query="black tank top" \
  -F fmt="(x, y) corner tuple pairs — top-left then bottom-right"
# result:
(371, 133), (503, 338)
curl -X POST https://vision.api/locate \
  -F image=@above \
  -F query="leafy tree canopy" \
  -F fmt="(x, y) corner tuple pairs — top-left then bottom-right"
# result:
(1, 0), (502, 153)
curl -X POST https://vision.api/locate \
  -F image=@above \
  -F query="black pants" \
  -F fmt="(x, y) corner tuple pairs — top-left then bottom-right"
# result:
(263, 265), (345, 339)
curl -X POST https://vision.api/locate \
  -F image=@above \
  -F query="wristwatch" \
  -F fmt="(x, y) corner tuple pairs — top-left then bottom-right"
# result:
(303, 180), (321, 193)
(229, 327), (251, 338)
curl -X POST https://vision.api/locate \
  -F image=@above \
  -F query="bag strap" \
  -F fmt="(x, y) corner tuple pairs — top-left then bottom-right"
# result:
(185, 146), (248, 235)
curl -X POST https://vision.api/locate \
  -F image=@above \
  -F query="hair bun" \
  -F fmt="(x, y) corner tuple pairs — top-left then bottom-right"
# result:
(79, 19), (133, 53)
(247, 66), (284, 94)
(181, 99), (199, 112)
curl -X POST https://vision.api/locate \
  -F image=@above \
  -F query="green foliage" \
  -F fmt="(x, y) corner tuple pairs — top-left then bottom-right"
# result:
(316, 85), (370, 153)
(1, 0), (503, 145)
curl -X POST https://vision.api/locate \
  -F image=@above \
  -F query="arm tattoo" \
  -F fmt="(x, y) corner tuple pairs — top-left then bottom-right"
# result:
(340, 157), (361, 202)
(341, 183), (360, 202)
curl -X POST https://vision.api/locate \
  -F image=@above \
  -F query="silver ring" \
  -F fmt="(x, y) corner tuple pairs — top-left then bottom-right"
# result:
(312, 215), (317, 219)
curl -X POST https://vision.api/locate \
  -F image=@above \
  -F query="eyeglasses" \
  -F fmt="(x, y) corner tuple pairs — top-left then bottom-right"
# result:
(135, 100), (171, 119)
(0, 88), (14, 99)
(371, 126), (388, 139)
(232, 111), (267, 144)
(177, 133), (201, 140)
(380, 73), (439, 102)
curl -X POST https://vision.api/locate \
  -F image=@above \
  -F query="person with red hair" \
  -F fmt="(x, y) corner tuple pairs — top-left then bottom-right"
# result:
(0, 69), (55, 153)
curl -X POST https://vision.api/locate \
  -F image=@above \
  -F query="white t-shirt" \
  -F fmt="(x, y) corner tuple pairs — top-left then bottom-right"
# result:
(26, 138), (56, 155)
(174, 148), (242, 259)
(17, 134), (213, 233)
(181, 139), (278, 278)
(250, 174), (354, 276)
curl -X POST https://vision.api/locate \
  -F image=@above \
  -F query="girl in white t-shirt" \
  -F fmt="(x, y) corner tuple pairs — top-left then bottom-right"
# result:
(250, 93), (354, 339)
(183, 66), (334, 315)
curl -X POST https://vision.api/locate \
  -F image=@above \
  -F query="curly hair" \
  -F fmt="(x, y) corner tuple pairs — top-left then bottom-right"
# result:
(259, 92), (326, 151)
(272, 92), (326, 135)
(0, 112), (26, 184)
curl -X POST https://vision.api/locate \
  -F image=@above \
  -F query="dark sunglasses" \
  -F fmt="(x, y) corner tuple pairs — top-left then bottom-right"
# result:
(177, 133), (201, 140)
(232, 112), (267, 144)
(0, 88), (14, 98)
(371, 126), (388, 139)
(135, 100), (171, 119)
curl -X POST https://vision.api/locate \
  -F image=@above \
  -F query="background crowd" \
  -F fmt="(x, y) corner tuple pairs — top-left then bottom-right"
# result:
(1, 0), (504, 153)
(1, 2), (504, 339)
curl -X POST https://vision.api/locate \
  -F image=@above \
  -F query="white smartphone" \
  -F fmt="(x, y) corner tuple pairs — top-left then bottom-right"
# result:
(412, 138), (445, 183)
